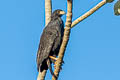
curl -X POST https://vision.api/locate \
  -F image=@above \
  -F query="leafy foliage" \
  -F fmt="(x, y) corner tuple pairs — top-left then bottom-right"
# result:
(114, 0), (120, 15)
(106, 0), (114, 3)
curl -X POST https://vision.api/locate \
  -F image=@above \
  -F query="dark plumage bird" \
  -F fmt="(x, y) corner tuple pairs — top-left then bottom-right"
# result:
(114, 0), (120, 16)
(37, 9), (65, 74)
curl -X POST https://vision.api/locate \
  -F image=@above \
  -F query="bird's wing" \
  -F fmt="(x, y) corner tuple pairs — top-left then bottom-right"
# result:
(37, 27), (58, 71)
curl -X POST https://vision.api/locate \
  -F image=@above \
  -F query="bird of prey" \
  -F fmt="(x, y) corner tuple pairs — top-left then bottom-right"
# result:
(37, 9), (65, 75)
(114, 0), (120, 16)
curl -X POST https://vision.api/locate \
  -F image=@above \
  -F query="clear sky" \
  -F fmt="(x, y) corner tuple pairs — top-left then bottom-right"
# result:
(0, 0), (120, 80)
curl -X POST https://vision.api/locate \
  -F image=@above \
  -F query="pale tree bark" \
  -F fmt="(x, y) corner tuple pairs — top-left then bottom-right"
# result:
(71, 0), (106, 27)
(37, 0), (114, 80)
(37, 0), (52, 80)
(52, 0), (73, 80)
(71, 0), (114, 28)
(51, 0), (114, 80)
(45, 0), (52, 26)
(37, 70), (47, 80)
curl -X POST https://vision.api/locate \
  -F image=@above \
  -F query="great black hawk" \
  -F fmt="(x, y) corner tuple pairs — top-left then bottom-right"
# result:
(37, 9), (65, 75)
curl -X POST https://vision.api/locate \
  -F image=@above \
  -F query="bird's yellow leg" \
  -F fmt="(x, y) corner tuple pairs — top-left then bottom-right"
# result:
(49, 56), (58, 61)
(49, 56), (62, 69)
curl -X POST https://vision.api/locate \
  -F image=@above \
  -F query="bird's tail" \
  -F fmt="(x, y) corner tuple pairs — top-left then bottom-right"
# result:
(47, 58), (57, 79)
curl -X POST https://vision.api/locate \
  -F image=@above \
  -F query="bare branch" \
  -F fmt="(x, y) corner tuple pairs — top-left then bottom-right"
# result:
(45, 0), (52, 26)
(37, 0), (114, 80)
(37, 0), (52, 80)
(71, 0), (107, 28)
(37, 70), (47, 80)
(52, 0), (73, 80)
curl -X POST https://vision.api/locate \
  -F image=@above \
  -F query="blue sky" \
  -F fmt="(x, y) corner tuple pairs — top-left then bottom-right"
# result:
(0, 0), (120, 80)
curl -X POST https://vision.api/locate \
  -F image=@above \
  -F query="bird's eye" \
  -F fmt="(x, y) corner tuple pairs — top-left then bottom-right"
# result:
(49, 32), (52, 35)
(57, 11), (60, 14)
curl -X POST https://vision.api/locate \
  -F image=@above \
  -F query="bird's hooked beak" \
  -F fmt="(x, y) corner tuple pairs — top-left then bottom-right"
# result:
(59, 11), (66, 15)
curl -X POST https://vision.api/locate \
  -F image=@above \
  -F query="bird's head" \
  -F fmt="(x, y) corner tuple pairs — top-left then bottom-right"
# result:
(51, 9), (66, 18)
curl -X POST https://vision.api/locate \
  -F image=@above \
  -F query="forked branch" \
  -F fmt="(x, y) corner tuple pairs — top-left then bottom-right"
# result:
(71, 0), (114, 28)
(71, 0), (106, 27)
(37, 0), (114, 80)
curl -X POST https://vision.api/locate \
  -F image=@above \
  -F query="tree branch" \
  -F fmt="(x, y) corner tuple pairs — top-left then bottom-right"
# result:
(37, 0), (52, 80)
(71, 0), (114, 27)
(45, 0), (52, 26)
(52, 0), (73, 80)
(71, 0), (107, 28)
(37, 70), (47, 80)
(37, 0), (114, 80)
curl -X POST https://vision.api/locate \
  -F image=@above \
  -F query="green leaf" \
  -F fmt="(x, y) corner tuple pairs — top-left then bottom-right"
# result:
(114, 0), (120, 16)
(106, 0), (114, 3)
